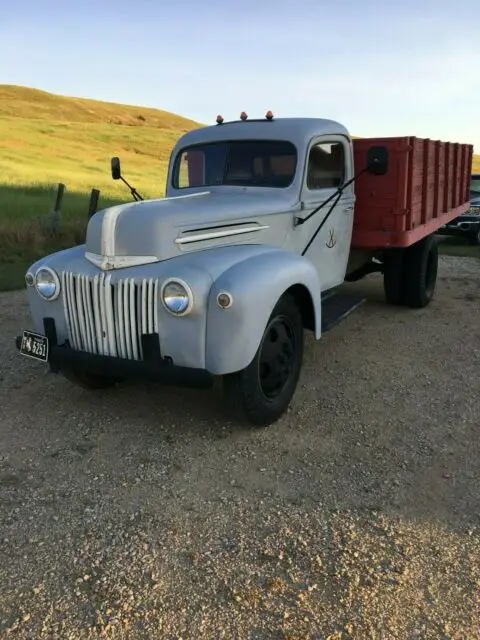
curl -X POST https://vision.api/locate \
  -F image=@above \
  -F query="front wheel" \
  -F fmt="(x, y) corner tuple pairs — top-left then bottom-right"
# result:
(222, 293), (304, 427)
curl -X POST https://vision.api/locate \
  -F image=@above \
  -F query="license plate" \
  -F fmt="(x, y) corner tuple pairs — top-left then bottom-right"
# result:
(19, 330), (49, 362)
(470, 206), (480, 215)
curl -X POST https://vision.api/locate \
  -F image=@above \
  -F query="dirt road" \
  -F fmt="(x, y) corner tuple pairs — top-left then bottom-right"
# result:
(1, 256), (479, 639)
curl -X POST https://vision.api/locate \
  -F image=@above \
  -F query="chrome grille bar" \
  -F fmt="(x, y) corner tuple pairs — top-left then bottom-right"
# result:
(62, 273), (158, 361)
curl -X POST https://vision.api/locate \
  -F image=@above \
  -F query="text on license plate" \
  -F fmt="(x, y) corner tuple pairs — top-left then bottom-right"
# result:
(20, 330), (49, 362)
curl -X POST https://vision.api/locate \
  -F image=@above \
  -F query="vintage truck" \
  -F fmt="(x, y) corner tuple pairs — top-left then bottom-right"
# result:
(16, 112), (473, 426)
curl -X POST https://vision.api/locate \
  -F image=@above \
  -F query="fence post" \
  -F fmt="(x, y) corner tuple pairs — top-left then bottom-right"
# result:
(88, 188), (100, 219)
(51, 182), (65, 234)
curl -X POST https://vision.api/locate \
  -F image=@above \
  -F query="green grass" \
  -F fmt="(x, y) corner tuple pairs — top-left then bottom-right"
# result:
(0, 182), (125, 226)
(0, 183), (127, 291)
(0, 84), (201, 208)
(0, 85), (202, 290)
(0, 111), (195, 203)
(0, 85), (200, 129)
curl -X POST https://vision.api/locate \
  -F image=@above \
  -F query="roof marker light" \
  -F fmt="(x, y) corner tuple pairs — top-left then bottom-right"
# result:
(265, 110), (274, 120)
(216, 115), (224, 125)
(240, 111), (248, 121)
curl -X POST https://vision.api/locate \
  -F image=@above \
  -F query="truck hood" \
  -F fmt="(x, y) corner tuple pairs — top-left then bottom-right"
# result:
(85, 189), (295, 270)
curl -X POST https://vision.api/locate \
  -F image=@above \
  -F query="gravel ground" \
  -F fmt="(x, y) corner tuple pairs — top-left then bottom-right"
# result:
(0, 255), (479, 640)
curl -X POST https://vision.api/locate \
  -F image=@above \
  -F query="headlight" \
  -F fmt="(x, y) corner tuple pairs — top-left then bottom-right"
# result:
(161, 278), (193, 316)
(35, 267), (60, 301)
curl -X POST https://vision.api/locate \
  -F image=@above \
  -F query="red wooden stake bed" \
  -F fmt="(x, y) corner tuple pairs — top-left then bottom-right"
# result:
(352, 137), (473, 249)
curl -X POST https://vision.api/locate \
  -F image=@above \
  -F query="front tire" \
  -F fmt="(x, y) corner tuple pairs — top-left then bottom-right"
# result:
(222, 293), (304, 427)
(61, 369), (119, 390)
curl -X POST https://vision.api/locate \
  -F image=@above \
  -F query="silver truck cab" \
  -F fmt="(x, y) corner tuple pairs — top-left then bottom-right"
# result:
(16, 113), (387, 426)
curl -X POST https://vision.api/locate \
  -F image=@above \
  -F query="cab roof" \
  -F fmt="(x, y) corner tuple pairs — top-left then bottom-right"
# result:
(172, 117), (351, 151)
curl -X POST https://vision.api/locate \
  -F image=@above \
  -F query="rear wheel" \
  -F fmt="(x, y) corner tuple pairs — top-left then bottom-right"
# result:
(222, 293), (304, 427)
(468, 226), (480, 246)
(383, 235), (439, 308)
(403, 234), (439, 308)
(383, 249), (407, 305)
(61, 369), (119, 390)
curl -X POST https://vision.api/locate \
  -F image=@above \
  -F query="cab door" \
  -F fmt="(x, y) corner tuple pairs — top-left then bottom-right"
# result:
(292, 136), (355, 292)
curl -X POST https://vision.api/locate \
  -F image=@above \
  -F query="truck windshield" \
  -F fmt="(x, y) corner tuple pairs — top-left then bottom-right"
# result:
(173, 140), (297, 189)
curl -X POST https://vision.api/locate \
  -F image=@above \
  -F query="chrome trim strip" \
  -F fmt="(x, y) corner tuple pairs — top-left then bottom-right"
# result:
(85, 252), (158, 270)
(129, 278), (139, 360)
(165, 191), (210, 200)
(92, 275), (103, 355)
(175, 224), (269, 245)
(104, 275), (117, 357)
(123, 279), (132, 359)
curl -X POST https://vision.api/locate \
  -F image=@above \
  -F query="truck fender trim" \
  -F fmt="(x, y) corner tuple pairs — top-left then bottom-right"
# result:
(204, 249), (322, 376)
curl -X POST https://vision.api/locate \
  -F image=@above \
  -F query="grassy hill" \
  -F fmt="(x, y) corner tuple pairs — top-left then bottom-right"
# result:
(0, 85), (203, 288)
(0, 85), (201, 206)
(0, 85), (200, 129)
(0, 85), (478, 290)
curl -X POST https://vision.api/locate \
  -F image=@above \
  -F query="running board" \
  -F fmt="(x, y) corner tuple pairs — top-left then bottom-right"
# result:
(321, 292), (366, 333)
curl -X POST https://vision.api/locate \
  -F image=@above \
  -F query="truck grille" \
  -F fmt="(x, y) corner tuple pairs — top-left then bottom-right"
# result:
(61, 272), (159, 360)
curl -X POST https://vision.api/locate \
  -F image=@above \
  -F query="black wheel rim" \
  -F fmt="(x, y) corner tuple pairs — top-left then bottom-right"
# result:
(258, 315), (297, 401)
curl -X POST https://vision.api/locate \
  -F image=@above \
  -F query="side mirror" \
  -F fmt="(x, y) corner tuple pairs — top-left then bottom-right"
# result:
(111, 156), (121, 180)
(366, 146), (389, 176)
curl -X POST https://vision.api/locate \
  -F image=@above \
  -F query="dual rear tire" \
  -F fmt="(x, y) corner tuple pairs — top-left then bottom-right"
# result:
(383, 234), (439, 308)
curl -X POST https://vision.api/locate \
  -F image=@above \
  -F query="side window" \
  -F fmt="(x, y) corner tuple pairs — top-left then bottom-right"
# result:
(307, 141), (345, 190)
(177, 150), (205, 188)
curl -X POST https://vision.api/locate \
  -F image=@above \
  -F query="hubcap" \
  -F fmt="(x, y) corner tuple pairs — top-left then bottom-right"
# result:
(258, 315), (296, 401)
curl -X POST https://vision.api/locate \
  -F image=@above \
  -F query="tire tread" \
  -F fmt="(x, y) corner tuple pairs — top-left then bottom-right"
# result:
(222, 292), (304, 427)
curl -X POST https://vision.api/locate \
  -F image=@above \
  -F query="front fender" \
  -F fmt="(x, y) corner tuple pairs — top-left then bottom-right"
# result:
(205, 248), (321, 375)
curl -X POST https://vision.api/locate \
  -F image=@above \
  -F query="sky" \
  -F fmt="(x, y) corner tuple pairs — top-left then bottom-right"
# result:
(1, 0), (479, 151)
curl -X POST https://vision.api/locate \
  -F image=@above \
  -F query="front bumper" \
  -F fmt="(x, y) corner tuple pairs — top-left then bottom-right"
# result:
(15, 318), (214, 390)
